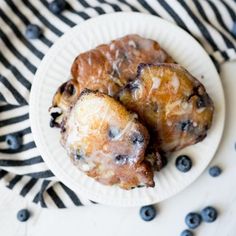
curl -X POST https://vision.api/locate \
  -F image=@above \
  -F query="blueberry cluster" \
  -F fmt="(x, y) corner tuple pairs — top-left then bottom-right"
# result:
(25, 0), (66, 40)
(181, 206), (218, 235)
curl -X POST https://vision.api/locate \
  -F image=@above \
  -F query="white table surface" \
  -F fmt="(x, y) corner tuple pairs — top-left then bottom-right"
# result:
(0, 61), (235, 236)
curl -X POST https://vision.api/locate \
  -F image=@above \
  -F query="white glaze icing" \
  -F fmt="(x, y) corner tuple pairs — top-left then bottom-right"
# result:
(197, 107), (206, 113)
(171, 74), (180, 93)
(128, 40), (136, 48)
(151, 77), (161, 90)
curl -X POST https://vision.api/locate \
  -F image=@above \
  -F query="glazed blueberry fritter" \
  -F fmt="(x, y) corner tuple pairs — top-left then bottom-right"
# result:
(51, 34), (174, 124)
(118, 63), (214, 152)
(60, 91), (155, 189)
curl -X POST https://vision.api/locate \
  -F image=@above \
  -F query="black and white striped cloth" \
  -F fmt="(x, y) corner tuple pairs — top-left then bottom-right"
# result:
(0, 0), (235, 208)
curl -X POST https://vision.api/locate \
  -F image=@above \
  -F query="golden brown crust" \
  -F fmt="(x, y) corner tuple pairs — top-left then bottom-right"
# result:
(118, 63), (214, 152)
(51, 34), (174, 123)
(61, 91), (155, 189)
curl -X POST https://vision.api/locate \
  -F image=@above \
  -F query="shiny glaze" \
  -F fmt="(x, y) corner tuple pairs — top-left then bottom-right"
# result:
(51, 34), (174, 123)
(119, 64), (214, 152)
(61, 91), (154, 189)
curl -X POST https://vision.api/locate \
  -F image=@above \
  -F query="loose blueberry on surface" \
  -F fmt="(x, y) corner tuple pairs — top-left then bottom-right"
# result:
(181, 229), (193, 236)
(201, 206), (218, 223)
(209, 166), (222, 177)
(232, 22), (236, 37)
(140, 205), (156, 221)
(5, 134), (22, 150)
(175, 155), (192, 173)
(185, 212), (202, 229)
(49, 0), (66, 14)
(17, 209), (30, 222)
(25, 24), (41, 39)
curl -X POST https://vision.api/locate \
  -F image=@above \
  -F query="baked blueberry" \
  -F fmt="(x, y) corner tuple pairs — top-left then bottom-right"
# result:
(201, 206), (218, 223)
(17, 209), (30, 222)
(181, 229), (193, 236)
(5, 134), (22, 150)
(108, 127), (119, 139)
(49, 118), (60, 128)
(140, 205), (156, 221)
(126, 80), (140, 91)
(75, 150), (83, 160)
(131, 132), (144, 144)
(185, 212), (202, 229)
(209, 166), (222, 177)
(66, 83), (75, 96)
(25, 24), (41, 39)
(180, 120), (193, 132)
(115, 155), (129, 165)
(49, 0), (66, 14)
(176, 155), (192, 172)
(196, 96), (206, 108)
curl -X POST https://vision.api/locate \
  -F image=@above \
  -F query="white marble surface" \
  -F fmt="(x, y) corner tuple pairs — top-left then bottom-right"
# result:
(0, 61), (235, 236)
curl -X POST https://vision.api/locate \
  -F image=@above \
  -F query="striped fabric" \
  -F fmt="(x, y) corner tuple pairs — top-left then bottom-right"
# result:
(0, 0), (235, 208)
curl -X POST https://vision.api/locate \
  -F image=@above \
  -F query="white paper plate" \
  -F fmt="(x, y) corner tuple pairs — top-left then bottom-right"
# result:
(30, 12), (225, 207)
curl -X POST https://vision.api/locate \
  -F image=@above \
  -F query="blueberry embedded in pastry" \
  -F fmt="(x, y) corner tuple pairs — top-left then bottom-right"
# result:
(60, 90), (155, 189)
(118, 63), (214, 152)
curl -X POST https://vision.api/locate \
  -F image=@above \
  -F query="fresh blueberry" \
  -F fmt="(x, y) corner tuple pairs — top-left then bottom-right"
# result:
(185, 212), (202, 229)
(181, 229), (193, 236)
(5, 134), (22, 150)
(140, 205), (156, 221)
(25, 24), (42, 39)
(176, 155), (192, 172)
(232, 22), (236, 37)
(209, 166), (222, 177)
(17, 209), (30, 222)
(201, 206), (218, 223)
(49, 0), (66, 14)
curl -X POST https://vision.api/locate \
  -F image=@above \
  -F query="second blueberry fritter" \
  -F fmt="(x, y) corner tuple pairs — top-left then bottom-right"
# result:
(119, 63), (214, 152)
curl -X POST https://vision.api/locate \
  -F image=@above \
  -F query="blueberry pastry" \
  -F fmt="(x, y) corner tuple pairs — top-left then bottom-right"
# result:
(119, 63), (214, 152)
(51, 34), (173, 125)
(60, 90), (155, 189)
